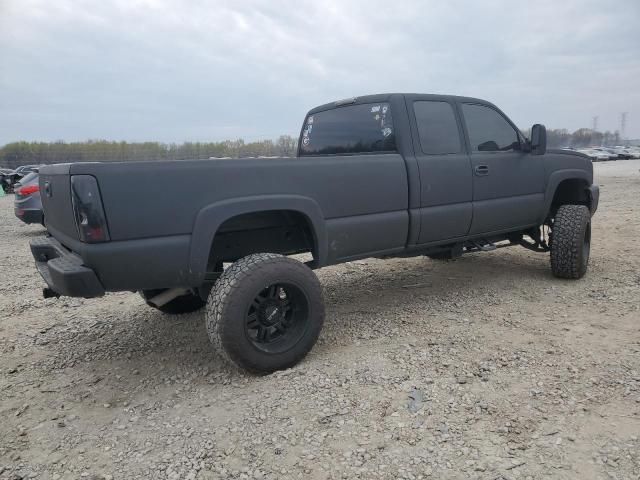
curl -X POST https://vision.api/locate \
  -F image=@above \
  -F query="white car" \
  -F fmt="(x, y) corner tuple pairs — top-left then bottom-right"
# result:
(577, 148), (610, 161)
(592, 148), (619, 160)
(621, 147), (640, 159)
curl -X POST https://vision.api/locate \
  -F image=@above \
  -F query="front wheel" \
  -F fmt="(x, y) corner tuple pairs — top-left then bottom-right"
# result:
(550, 204), (592, 279)
(206, 253), (325, 373)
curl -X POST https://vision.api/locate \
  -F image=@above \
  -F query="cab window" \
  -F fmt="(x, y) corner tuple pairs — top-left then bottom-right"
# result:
(413, 101), (461, 154)
(462, 103), (520, 152)
(299, 103), (396, 156)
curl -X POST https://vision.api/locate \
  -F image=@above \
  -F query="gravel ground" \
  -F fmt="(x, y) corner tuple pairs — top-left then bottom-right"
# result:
(1, 161), (639, 480)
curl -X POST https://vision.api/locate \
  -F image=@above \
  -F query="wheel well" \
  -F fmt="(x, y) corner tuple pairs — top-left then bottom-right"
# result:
(549, 179), (590, 219)
(207, 210), (316, 270)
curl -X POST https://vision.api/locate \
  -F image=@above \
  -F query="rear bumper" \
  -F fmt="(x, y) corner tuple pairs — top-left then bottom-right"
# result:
(15, 208), (43, 225)
(30, 236), (105, 298)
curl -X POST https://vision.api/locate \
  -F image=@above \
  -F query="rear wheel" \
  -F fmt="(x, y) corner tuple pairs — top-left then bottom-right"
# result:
(206, 253), (324, 373)
(550, 204), (591, 279)
(140, 289), (206, 314)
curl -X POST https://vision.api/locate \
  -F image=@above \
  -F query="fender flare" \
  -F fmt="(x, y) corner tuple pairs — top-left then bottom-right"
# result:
(187, 195), (327, 283)
(540, 169), (592, 223)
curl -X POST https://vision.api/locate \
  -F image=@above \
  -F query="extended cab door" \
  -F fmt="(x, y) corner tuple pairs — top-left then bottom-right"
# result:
(459, 102), (545, 234)
(405, 96), (473, 244)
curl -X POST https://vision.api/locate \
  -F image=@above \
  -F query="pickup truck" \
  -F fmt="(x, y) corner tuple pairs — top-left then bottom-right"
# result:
(31, 93), (599, 373)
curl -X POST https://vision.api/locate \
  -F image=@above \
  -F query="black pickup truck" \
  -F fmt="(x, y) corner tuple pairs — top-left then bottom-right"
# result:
(32, 93), (599, 373)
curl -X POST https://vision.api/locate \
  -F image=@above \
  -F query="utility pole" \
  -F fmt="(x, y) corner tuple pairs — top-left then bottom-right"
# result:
(620, 112), (628, 144)
(592, 116), (599, 147)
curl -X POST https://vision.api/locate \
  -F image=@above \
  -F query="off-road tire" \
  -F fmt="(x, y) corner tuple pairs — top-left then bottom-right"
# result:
(140, 290), (206, 314)
(550, 204), (591, 279)
(206, 253), (324, 374)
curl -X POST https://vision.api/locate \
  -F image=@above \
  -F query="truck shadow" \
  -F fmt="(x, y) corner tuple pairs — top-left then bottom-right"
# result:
(36, 249), (555, 385)
(323, 250), (550, 303)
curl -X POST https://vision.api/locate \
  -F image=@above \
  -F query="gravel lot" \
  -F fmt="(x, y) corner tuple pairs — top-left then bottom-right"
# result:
(1, 161), (639, 480)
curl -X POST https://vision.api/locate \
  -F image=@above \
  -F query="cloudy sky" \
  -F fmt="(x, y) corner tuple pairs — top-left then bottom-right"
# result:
(1, 0), (639, 145)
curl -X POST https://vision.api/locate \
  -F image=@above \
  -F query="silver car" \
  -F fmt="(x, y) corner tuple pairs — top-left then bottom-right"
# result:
(14, 171), (44, 225)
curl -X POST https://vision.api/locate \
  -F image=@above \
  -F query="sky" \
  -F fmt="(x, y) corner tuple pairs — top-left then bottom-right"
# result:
(1, 0), (639, 145)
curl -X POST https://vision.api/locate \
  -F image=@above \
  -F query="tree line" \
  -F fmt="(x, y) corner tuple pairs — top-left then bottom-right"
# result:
(0, 136), (298, 169)
(0, 128), (622, 168)
(543, 128), (621, 150)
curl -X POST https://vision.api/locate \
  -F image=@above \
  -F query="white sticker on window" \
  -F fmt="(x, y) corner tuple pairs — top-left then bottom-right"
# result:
(307, 116), (314, 124)
(302, 137), (310, 146)
(382, 127), (392, 137)
(371, 105), (381, 113)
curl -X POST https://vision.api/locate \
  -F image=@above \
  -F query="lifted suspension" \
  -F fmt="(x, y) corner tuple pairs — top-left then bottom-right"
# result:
(519, 226), (550, 252)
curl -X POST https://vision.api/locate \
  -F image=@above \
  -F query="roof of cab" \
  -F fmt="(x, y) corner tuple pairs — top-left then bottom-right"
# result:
(307, 93), (492, 115)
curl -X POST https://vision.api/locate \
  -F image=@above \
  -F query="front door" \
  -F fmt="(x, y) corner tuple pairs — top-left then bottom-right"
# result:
(459, 102), (545, 235)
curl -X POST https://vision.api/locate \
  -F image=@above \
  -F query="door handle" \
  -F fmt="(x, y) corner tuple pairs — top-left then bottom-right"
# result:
(474, 165), (489, 176)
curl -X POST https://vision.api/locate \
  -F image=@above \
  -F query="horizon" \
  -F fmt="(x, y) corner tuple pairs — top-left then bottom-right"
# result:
(1, 124), (636, 150)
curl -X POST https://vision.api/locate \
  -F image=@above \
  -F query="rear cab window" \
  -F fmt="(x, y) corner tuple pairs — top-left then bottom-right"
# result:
(299, 102), (396, 156)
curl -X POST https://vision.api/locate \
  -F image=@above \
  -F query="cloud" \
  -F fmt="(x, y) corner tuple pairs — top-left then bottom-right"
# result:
(1, 0), (639, 144)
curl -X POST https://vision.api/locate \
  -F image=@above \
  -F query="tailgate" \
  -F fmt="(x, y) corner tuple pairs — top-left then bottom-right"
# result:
(39, 163), (79, 240)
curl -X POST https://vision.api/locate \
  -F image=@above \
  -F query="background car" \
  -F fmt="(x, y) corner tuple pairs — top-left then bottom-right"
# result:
(591, 148), (618, 160)
(576, 148), (610, 161)
(1, 169), (22, 193)
(1, 168), (15, 193)
(14, 170), (44, 225)
(615, 146), (640, 159)
(14, 165), (40, 175)
(1, 164), (42, 194)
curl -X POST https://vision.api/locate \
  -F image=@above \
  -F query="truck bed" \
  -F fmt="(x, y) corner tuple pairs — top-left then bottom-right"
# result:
(38, 155), (410, 292)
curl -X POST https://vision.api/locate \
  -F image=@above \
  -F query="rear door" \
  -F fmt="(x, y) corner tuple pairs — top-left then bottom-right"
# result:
(459, 102), (545, 234)
(405, 96), (473, 244)
(298, 98), (410, 263)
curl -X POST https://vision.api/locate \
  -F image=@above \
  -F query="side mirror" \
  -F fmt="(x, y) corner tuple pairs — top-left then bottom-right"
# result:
(530, 124), (547, 155)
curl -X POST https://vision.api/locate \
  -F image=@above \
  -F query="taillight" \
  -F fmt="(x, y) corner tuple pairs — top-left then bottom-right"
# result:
(70, 175), (110, 243)
(18, 185), (39, 195)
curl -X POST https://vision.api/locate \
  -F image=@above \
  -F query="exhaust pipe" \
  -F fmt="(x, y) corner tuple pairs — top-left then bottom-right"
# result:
(147, 288), (189, 307)
(43, 287), (60, 299)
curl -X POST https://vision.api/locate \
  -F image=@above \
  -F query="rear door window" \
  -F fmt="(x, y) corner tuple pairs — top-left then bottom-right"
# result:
(413, 101), (461, 154)
(299, 103), (396, 156)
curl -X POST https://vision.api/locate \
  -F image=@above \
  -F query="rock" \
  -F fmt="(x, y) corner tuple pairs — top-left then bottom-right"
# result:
(407, 388), (424, 413)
